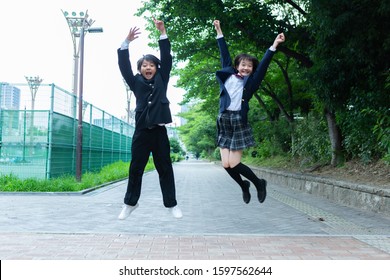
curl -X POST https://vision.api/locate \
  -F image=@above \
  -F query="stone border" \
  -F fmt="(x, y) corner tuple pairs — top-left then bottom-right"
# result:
(251, 166), (390, 216)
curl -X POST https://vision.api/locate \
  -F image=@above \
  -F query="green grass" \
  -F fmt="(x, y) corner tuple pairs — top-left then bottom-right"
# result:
(243, 154), (299, 169)
(0, 160), (155, 192)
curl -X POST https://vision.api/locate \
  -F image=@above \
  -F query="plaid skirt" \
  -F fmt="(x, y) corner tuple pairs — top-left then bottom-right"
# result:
(217, 111), (255, 151)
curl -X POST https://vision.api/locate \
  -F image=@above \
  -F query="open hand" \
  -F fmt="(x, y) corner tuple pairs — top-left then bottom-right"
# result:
(126, 27), (141, 42)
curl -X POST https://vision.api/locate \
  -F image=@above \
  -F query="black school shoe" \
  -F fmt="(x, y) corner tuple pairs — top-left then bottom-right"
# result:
(241, 180), (251, 204)
(254, 179), (267, 203)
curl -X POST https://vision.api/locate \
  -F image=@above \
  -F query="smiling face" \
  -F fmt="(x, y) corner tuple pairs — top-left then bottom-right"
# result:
(140, 60), (157, 80)
(237, 59), (254, 76)
(137, 54), (161, 80)
(234, 54), (259, 77)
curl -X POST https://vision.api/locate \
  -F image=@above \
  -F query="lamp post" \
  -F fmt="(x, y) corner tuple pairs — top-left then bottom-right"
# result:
(62, 11), (90, 98)
(62, 10), (103, 181)
(25, 76), (42, 158)
(25, 75), (43, 112)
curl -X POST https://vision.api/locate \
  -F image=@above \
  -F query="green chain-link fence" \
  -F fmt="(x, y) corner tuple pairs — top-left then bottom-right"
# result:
(0, 83), (134, 179)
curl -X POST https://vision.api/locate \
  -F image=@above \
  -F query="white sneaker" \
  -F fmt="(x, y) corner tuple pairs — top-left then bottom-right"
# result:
(169, 206), (183, 219)
(118, 204), (139, 220)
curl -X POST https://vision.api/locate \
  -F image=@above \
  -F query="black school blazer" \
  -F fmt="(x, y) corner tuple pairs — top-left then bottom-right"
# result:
(215, 37), (275, 125)
(118, 38), (173, 129)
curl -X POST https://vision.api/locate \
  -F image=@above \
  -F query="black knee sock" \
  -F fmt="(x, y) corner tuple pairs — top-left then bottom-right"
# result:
(224, 167), (245, 187)
(225, 166), (251, 203)
(233, 163), (266, 203)
(231, 163), (259, 184)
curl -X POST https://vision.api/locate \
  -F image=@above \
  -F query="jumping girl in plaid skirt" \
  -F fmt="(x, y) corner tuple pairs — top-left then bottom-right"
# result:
(213, 20), (285, 204)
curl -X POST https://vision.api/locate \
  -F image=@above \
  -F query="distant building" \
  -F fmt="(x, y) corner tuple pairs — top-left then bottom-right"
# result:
(0, 83), (21, 131)
(0, 83), (21, 110)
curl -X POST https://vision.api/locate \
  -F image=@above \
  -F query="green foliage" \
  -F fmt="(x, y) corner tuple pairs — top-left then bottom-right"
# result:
(178, 103), (216, 157)
(169, 137), (185, 155)
(375, 113), (390, 159)
(243, 153), (293, 169)
(309, 0), (390, 107)
(306, 0), (390, 164)
(170, 153), (184, 163)
(175, 55), (220, 114)
(250, 114), (292, 153)
(252, 138), (281, 159)
(135, 0), (389, 166)
(0, 161), (155, 192)
(292, 113), (331, 163)
(0, 174), (19, 190)
(212, 147), (221, 161)
(341, 106), (390, 163)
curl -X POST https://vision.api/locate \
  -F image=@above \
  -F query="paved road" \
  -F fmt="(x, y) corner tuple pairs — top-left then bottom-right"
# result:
(0, 160), (389, 260)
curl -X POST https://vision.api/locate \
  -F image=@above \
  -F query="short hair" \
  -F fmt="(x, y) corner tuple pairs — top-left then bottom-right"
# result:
(234, 53), (259, 71)
(137, 54), (161, 72)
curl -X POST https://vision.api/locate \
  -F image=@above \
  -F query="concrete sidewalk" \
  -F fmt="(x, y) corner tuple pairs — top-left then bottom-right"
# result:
(0, 160), (389, 259)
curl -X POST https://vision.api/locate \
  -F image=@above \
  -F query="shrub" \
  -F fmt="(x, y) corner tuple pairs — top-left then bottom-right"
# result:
(0, 160), (154, 192)
(292, 113), (331, 163)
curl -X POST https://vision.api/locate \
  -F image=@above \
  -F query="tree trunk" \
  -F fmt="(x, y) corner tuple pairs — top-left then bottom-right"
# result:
(324, 108), (344, 166)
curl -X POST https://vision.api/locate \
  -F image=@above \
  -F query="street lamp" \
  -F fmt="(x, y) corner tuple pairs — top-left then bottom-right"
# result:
(62, 10), (90, 98)
(25, 76), (43, 111)
(25, 76), (43, 158)
(62, 10), (103, 181)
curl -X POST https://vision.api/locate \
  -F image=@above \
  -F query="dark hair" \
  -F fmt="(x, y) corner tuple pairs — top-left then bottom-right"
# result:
(234, 54), (259, 71)
(137, 54), (161, 72)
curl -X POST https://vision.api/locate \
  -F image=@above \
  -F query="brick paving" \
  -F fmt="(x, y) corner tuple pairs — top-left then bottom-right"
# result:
(0, 233), (388, 260)
(0, 160), (389, 260)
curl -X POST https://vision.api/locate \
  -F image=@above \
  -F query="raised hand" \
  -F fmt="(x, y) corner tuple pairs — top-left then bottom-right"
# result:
(275, 33), (285, 44)
(126, 26), (141, 42)
(272, 33), (285, 49)
(153, 17), (166, 35)
(213, 20), (223, 36)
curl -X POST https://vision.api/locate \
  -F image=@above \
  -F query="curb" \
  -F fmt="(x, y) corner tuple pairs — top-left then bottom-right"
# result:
(251, 166), (390, 216)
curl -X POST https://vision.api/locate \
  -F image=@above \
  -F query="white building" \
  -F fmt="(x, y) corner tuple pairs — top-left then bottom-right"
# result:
(0, 83), (21, 110)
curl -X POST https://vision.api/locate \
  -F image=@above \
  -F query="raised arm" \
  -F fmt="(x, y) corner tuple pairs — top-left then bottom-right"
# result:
(214, 20), (232, 68)
(249, 32), (286, 93)
(154, 18), (172, 83)
(118, 26), (141, 90)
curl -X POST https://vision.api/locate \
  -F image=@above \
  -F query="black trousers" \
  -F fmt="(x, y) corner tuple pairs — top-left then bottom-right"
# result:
(124, 126), (177, 208)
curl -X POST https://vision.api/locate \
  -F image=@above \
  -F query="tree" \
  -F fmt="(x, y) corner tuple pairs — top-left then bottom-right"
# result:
(308, 0), (390, 165)
(135, 0), (390, 166)
(169, 137), (185, 155)
(137, 0), (315, 133)
(177, 103), (216, 157)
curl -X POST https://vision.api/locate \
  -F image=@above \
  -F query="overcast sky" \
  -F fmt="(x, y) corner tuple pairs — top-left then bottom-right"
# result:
(0, 0), (184, 124)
